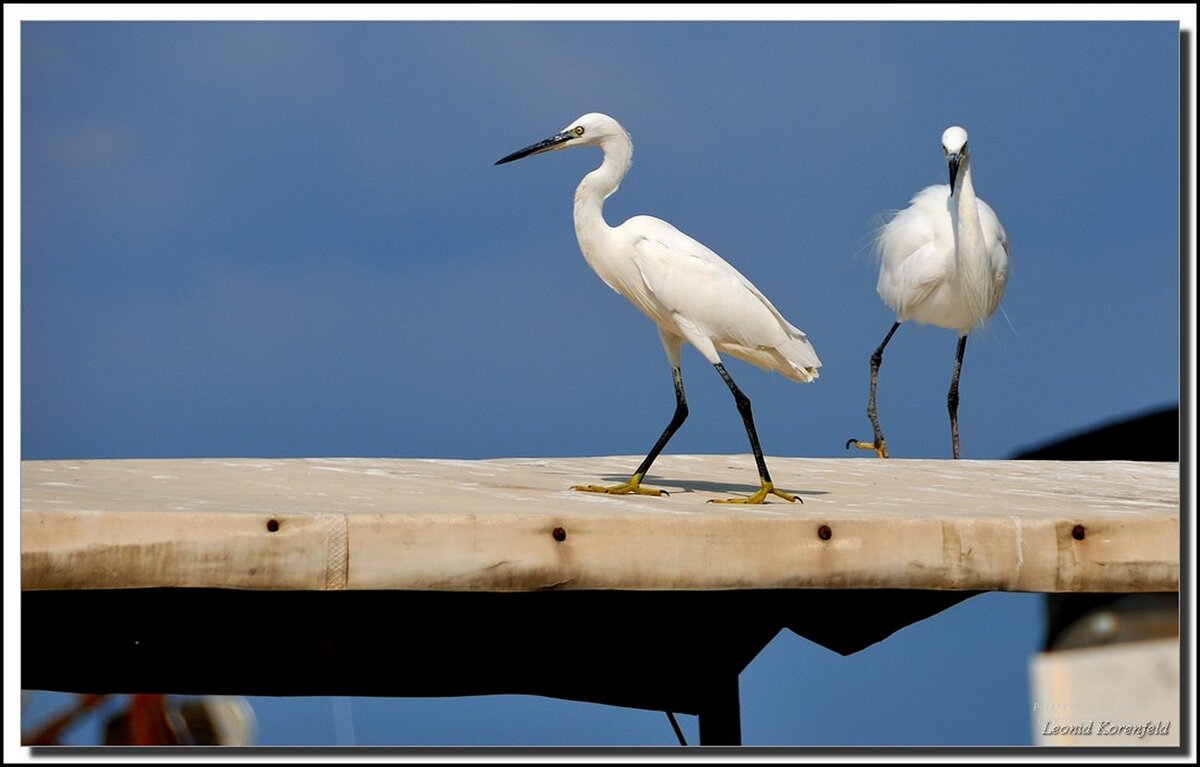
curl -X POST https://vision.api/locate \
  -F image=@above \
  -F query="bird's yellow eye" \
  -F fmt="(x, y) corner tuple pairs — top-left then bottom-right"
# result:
(574, 126), (585, 136)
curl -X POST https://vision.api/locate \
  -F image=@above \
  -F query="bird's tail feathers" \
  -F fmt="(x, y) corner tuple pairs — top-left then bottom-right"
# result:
(775, 332), (821, 382)
(724, 336), (820, 383)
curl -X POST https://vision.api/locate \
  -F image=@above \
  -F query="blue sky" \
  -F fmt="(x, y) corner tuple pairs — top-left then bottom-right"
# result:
(11, 10), (1187, 749)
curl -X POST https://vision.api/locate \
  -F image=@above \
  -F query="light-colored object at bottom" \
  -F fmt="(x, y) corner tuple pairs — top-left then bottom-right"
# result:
(194, 696), (258, 746)
(1030, 638), (1179, 746)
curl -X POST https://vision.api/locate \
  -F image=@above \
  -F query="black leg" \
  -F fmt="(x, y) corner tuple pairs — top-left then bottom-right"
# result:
(847, 322), (901, 457)
(715, 363), (770, 482)
(949, 335), (967, 459)
(632, 366), (689, 479)
(868, 322), (902, 450)
(572, 366), (687, 496)
(711, 364), (797, 504)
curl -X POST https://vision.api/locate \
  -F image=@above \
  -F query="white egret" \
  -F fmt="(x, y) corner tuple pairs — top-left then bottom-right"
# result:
(496, 113), (820, 503)
(848, 126), (1009, 459)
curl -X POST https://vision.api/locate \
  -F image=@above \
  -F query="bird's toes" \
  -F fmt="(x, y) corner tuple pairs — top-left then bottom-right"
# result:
(772, 489), (800, 503)
(572, 482), (667, 497)
(847, 439), (884, 455)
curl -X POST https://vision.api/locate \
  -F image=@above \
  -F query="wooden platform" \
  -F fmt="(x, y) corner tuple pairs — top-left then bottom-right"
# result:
(20, 455), (1179, 744)
(21, 456), (1179, 594)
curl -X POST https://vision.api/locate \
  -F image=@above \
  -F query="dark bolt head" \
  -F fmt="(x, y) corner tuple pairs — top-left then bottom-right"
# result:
(552, 527), (567, 542)
(818, 524), (832, 541)
(1072, 525), (1086, 541)
(266, 519), (280, 533)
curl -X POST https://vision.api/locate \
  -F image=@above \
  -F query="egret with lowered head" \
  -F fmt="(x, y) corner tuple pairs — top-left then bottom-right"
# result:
(848, 126), (1009, 459)
(497, 113), (820, 503)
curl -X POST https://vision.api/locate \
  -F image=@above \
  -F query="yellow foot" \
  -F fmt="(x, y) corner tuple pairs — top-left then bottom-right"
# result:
(845, 438), (888, 459)
(572, 474), (667, 497)
(708, 481), (800, 505)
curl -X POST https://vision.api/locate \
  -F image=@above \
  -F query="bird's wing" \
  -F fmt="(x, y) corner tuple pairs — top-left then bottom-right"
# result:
(893, 244), (948, 316)
(978, 198), (1011, 314)
(626, 218), (786, 342)
(875, 185), (953, 316)
(624, 216), (820, 379)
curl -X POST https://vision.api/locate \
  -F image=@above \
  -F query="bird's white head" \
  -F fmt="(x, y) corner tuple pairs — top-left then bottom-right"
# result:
(495, 112), (630, 165)
(941, 126), (970, 193)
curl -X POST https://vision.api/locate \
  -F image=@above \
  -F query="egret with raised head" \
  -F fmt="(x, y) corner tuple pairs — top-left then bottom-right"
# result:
(497, 113), (820, 503)
(848, 126), (1009, 459)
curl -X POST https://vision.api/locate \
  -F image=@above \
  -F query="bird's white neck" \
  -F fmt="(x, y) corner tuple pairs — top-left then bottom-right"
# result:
(950, 157), (993, 326)
(573, 135), (632, 264)
(952, 159), (983, 244)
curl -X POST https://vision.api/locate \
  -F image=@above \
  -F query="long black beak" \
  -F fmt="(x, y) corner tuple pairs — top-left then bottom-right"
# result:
(947, 153), (961, 195)
(495, 130), (575, 165)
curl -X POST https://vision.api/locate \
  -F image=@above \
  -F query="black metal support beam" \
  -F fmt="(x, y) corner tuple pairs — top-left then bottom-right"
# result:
(697, 673), (742, 746)
(22, 587), (979, 745)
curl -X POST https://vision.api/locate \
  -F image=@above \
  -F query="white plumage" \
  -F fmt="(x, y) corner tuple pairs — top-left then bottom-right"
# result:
(876, 129), (1009, 333)
(850, 125), (1009, 459)
(610, 216), (821, 382)
(498, 112), (818, 503)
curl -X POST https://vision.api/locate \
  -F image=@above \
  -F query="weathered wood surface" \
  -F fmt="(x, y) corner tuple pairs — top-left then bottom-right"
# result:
(21, 456), (1179, 593)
